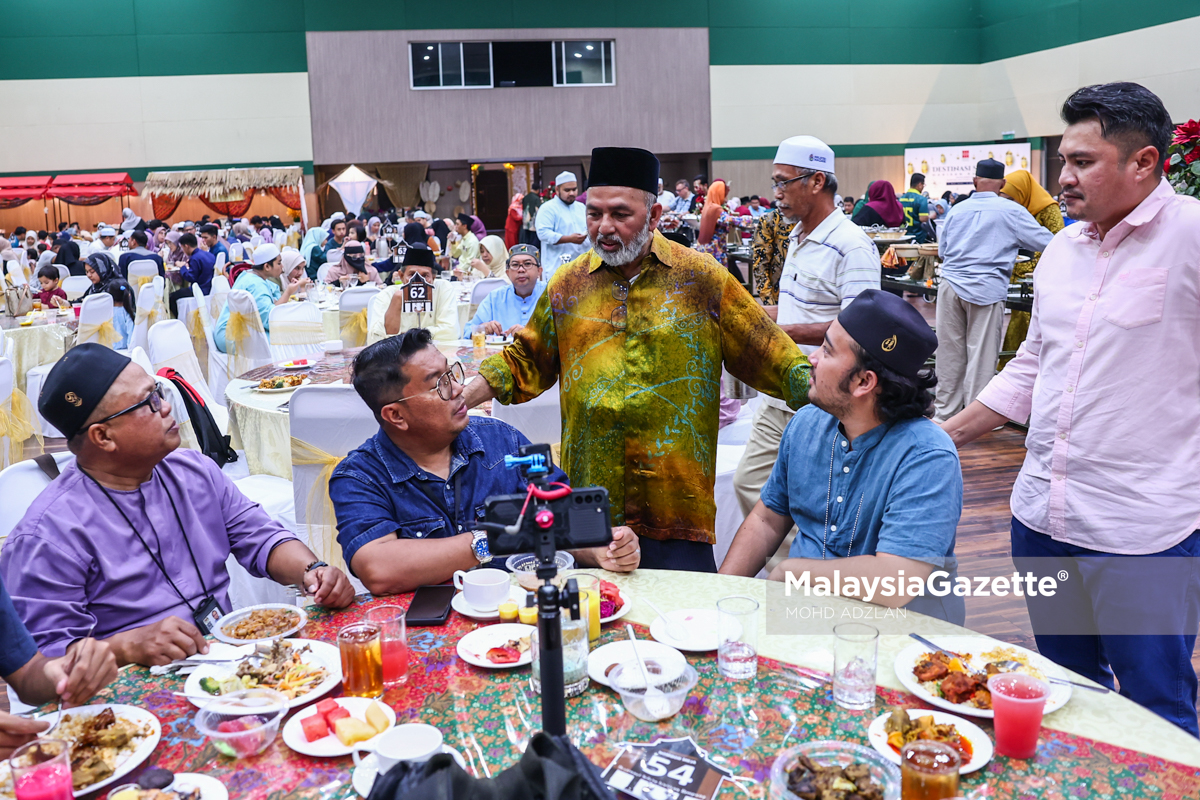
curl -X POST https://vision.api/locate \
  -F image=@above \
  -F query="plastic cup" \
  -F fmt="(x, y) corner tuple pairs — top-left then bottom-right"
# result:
(832, 622), (878, 710)
(900, 740), (961, 799)
(988, 673), (1049, 759)
(10, 740), (73, 800)
(338, 622), (384, 698)
(574, 573), (601, 642)
(366, 605), (409, 687)
(717, 595), (758, 681)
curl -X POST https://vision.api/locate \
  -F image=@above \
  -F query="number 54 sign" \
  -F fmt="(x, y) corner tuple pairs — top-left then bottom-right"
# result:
(602, 738), (731, 800)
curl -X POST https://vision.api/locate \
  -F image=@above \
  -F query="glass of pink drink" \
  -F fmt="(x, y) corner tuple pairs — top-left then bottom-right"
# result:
(11, 740), (74, 800)
(367, 605), (409, 687)
(988, 673), (1050, 759)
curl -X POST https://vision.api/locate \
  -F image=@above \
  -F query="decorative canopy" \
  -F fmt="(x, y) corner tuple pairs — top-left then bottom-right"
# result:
(45, 173), (135, 199)
(0, 176), (52, 201)
(327, 165), (377, 217)
(141, 167), (304, 199)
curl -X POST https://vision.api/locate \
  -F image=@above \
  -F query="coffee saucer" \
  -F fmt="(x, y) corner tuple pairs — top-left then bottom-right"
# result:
(450, 585), (525, 621)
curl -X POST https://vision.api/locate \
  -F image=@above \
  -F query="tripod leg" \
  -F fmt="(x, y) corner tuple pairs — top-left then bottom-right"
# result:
(538, 583), (566, 736)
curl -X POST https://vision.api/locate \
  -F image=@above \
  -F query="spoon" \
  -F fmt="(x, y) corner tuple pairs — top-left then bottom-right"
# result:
(38, 622), (98, 737)
(642, 598), (688, 643)
(991, 659), (1110, 693)
(625, 625), (670, 719)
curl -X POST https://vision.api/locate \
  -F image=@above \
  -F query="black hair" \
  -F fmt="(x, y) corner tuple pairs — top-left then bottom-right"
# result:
(840, 341), (937, 424)
(910, 173), (925, 188)
(199, 224), (218, 236)
(941, 191), (954, 202)
(331, 218), (346, 229)
(130, 230), (148, 247)
(750, 195), (760, 202)
(351, 328), (435, 423)
(693, 174), (707, 184)
(147, 219), (163, 230)
(37, 243), (48, 253)
(179, 232), (198, 248)
(103, 279), (137, 318)
(37, 265), (59, 282)
(14, 227), (25, 236)
(250, 216), (263, 225)
(57, 222), (68, 231)
(200, 215), (211, 223)
(26, 247), (38, 261)
(1061, 82), (1172, 174)
(844, 196), (855, 205)
(37, 230), (47, 239)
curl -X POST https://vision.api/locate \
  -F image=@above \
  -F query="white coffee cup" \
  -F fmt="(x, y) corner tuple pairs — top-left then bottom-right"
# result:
(352, 723), (443, 772)
(452, 569), (510, 612)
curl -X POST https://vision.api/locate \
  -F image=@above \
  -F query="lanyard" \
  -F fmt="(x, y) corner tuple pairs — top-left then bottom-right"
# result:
(80, 467), (209, 613)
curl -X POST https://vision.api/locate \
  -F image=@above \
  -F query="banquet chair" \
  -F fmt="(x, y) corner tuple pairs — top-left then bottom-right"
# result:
(0, 356), (41, 471)
(0, 451), (76, 544)
(267, 302), (324, 362)
(127, 259), (159, 295)
(61, 275), (92, 300)
(194, 285), (229, 402)
(223, 290), (274, 379)
(338, 286), (379, 349)
(208, 274), (232, 320)
(316, 263), (332, 284)
(54, 265), (70, 282)
(131, 282), (166, 354)
(148, 319), (228, 436)
(230, 243), (244, 262)
(249, 235), (263, 248)
(5, 261), (28, 286)
(214, 252), (227, 276)
(469, 277), (507, 306)
(152, 274), (164, 297)
(128, 344), (197, 451)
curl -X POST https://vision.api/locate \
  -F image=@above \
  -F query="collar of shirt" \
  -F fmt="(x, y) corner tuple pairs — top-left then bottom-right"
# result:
(1066, 177), (1175, 244)
(368, 424), (485, 485)
(788, 206), (848, 246)
(586, 229), (676, 275)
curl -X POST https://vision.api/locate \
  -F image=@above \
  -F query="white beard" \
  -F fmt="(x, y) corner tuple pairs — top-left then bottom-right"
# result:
(588, 218), (653, 267)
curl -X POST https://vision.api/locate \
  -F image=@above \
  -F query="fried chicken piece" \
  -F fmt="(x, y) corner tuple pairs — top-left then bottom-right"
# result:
(89, 707), (116, 730)
(940, 671), (979, 704)
(78, 726), (131, 748)
(971, 687), (993, 709)
(70, 751), (113, 789)
(914, 658), (951, 682)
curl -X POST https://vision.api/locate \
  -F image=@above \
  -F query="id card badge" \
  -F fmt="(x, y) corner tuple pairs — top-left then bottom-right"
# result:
(193, 596), (225, 635)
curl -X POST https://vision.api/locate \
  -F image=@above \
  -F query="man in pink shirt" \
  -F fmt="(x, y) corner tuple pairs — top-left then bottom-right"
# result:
(942, 83), (1200, 735)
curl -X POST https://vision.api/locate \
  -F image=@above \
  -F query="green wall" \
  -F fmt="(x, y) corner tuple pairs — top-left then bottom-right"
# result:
(0, 0), (1195, 81)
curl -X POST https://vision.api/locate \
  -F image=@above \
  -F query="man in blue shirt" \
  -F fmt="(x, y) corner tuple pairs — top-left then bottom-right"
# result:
(171, 232), (216, 318)
(0, 576), (117, 757)
(117, 229), (165, 278)
(465, 244), (547, 336)
(898, 173), (931, 243)
(214, 243), (306, 352)
(329, 329), (641, 594)
(720, 290), (965, 623)
(200, 224), (230, 264)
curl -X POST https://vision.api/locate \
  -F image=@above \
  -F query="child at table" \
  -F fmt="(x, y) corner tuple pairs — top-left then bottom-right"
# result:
(103, 280), (137, 350)
(35, 266), (68, 308)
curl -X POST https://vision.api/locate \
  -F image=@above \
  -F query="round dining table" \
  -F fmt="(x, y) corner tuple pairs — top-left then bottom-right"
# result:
(0, 310), (77, 392)
(68, 570), (1200, 800)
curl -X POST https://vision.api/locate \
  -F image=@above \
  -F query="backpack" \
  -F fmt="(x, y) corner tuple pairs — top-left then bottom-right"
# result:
(156, 368), (238, 467)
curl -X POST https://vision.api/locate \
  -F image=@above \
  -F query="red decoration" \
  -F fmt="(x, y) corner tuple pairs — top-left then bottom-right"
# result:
(152, 194), (182, 221)
(200, 188), (256, 217)
(266, 185), (302, 210)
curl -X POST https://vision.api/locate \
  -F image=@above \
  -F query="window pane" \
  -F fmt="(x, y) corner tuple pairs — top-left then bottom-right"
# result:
(440, 42), (462, 86)
(561, 41), (605, 85)
(412, 43), (440, 87)
(603, 41), (613, 83)
(493, 41), (552, 87)
(463, 42), (491, 86)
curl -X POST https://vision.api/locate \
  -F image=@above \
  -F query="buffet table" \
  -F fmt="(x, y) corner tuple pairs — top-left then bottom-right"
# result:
(0, 312), (77, 392)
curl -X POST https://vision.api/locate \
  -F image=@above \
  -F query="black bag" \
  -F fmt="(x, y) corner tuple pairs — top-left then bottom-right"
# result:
(368, 733), (615, 800)
(156, 368), (237, 468)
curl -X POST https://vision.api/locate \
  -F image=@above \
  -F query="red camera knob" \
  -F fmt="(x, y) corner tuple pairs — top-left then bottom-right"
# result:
(534, 509), (554, 529)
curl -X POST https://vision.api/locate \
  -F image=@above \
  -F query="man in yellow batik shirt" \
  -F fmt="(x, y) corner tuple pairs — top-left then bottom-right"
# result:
(462, 147), (811, 572)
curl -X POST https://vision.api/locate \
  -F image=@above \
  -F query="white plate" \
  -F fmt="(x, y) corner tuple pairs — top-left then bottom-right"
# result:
(866, 709), (992, 774)
(169, 773), (230, 800)
(451, 586), (526, 621)
(599, 587), (632, 625)
(456, 623), (536, 669)
(352, 746), (467, 796)
(648, 609), (727, 652)
(251, 377), (311, 393)
(894, 636), (1072, 719)
(587, 640), (688, 688)
(183, 639), (341, 709)
(278, 361), (313, 370)
(211, 603), (307, 645)
(37, 704), (162, 797)
(281, 697), (397, 757)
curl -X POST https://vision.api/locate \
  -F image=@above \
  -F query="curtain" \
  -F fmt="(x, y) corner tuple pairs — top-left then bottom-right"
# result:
(0, 198), (31, 210)
(54, 195), (111, 206)
(152, 194), (182, 220)
(266, 185), (302, 210)
(201, 188), (256, 217)
(371, 163), (428, 209)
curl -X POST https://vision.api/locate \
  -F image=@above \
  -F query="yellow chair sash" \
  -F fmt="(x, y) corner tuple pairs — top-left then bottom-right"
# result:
(289, 437), (348, 573)
(132, 274), (156, 293)
(78, 319), (117, 347)
(187, 309), (209, 382)
(270, 319), (323, 346)
(134, 303), (161, 328)
(339, 308), (369, 348)
(208, 294), (227, 321)
(0, 389), (44, 466)
(224, 309), (259, 376)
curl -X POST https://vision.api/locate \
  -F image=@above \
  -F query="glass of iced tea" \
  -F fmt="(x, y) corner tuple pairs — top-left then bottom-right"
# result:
(32, 299), (42, 311)
(900, 740), (960, 800)
(366, 605), (409, 687)
(338, 622), (383, 698)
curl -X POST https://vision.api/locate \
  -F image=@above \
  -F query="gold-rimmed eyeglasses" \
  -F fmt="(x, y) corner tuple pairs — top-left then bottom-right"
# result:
(385, 362), (466, 404)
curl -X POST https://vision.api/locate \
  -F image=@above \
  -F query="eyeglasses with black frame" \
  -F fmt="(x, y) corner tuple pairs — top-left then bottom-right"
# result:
(386, 362), (466, 405)
(87, 384), (166, 429)
(771, 171), (813, 194)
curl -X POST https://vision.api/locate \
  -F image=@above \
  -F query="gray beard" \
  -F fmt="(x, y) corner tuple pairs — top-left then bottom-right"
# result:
(588, 219), (653, 267)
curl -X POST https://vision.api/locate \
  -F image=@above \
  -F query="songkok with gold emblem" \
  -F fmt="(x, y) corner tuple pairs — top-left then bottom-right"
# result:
(38, 343), (132, 440)
(837, 289), (937, 379)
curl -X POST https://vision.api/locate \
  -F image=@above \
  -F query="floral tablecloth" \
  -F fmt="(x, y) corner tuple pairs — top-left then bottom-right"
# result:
(86, 585), (1200, 800)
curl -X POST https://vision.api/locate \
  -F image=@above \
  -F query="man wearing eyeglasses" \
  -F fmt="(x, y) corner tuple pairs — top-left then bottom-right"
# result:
(464, 146), (812, 573)
(329, 330), (641, 594)
(733, 137), (880, 568)
(1, 345), (356, 667)
(463, 244), (546, 337)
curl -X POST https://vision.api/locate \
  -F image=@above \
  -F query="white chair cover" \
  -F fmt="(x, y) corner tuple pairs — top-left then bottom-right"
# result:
(225, 474), (297, 609)
(54, 265), (70, 282)
(491, 381), (563, 445)
(0, 452), (75, 543)
(23, 359), (62, 438)
(249, 235), (263, 248)
(127, 259), (159, 294)
(267, 302), (324, 362)
(338, 285), (379, 349)
(77, 292), (115, 345)
(0, 357), (14, 469)
(214, 252), (227, 276)
(148, 319), (228, 435)
(129, 345), (155, 376)
(152, 275), (165, 297)
(5, 261), (28, 286)
(208, 274), (232, 320)
(469, 277), (508, 306)
(61, 275), (92, 300)
(316, 263), (332, 284)
(230, 243), (244, 262)
(224, 290), (274, 378)
(194, 284), (229, 403)
(132, 282), (165, 354)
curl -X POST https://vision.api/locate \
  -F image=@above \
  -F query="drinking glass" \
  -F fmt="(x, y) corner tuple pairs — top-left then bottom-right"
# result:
(530, 613), (589, 698)
(574, 573), (601, 643)
(366, 605), (409, 687)
(10, 739), (73, 800)
(988, 673), (1049, 758)
(338, 622), (383, 698)
(900, 740), (960, 799)
(832, 622), (878, 709)
(717, 595), (759, 680)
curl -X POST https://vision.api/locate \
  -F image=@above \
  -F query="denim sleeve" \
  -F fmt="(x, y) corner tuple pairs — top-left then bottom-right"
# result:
(875, 447), (963, 567)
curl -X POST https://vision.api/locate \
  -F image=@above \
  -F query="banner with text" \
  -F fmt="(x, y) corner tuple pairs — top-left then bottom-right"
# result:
(904, 144), (1032, 199)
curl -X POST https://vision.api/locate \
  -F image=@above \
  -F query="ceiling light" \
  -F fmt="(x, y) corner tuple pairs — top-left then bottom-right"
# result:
(573, 53), (582, 58)
(427, 45), (434, 50)
(585, 45), (594, 50)
(423, 56), (430, 60)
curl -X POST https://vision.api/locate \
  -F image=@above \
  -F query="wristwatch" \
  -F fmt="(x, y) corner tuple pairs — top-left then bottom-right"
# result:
(470, 530), (492, 565)
(304, 560), (328, 573)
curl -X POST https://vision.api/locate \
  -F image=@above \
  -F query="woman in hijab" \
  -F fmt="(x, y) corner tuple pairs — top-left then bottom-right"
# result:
(504, 193), (523, 249)
(53, 234), (82, 276)
(403, 221), (436, 251)
(36, 250), (55, 272)
(120, 207), (145, 232)
(429, 217), (451, 253)
(299, 227), (329, 281)
(366, 216), (382, 244)
(322, 241), (382, 287)
(81, 252), (118, 299)
(463, 235), (508, 280)
(230, 220), (253, 243)
(852, 181), (904, 228)
(998, 169), (1065, 365)
(694, 180), (754, 270)
(165, 230), (188, 265)
(469, 215), (487, 240)
(280, 247), (308, 285)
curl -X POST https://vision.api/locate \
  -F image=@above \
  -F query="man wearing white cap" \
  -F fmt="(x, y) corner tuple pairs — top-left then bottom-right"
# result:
(733, 136), (881, 556)
(85, 227), (118, 257)
(535, 170), (587, 279)
(212, 243), (307, 353)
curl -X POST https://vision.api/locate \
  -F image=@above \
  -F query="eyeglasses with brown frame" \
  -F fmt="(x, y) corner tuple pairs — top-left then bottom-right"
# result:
(384, 362), (466, 405)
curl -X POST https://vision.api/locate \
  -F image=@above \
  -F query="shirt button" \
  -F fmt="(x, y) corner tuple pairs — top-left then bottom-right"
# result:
(1076, 341), (1084, 348)
(1089, 293), (1097, 301)
(1059, 432), (1067, 439)
(837, 496), (844, 503)
(1101, 251), (1110, 257)
(1066, 386), (1074, 392)
(843, 466), (850, 473)
(841, 441), (847, 448)
(830, 525), (838, 532)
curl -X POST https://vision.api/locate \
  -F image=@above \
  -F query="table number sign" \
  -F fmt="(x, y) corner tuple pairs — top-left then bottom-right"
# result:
(602, 737), (732, 800)
(403, 273), (434, 314)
